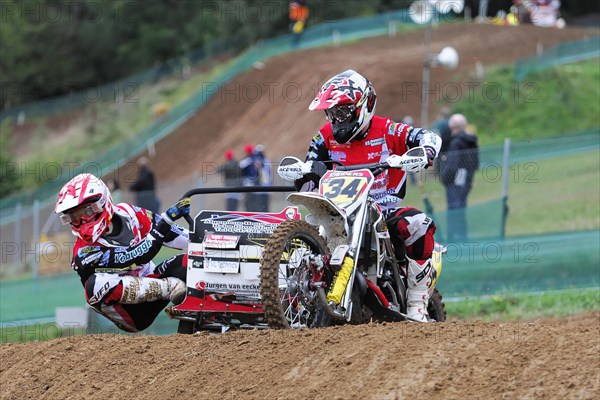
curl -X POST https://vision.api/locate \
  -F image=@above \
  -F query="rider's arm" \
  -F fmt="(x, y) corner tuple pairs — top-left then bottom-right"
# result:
(295, 131), (330, 191)
(152, 212), (188, 250)
(72, 218), (175, 282)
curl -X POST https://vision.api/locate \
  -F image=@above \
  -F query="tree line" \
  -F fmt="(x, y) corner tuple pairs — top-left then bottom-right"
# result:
(0, 0), (414, 109)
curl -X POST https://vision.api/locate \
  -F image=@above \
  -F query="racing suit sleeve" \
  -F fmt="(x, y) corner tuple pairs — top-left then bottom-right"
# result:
(294, 131), (330, 191)
(72, 219), (179, 283)
(151, 212), (188, 250)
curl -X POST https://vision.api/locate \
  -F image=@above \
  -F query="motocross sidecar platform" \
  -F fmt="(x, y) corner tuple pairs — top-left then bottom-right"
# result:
(166, 204), (300, 333)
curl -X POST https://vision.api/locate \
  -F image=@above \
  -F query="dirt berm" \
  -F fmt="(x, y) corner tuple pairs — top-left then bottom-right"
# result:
(1, 313), (599, 399)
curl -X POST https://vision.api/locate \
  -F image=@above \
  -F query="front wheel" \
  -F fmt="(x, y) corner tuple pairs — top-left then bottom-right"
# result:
(260, 220), (332, 329)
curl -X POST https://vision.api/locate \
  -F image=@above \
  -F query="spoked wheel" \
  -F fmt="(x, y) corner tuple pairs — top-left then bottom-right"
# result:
(260, 220), (332, 329)
(428, 288), (446, 322)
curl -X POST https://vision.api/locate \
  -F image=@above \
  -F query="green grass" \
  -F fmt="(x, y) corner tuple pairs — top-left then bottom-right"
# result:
(5, 59), (234, 191)
(446, 287), (600, 321)
(403, 150), (600, 236)
(451, 59), (600, 145)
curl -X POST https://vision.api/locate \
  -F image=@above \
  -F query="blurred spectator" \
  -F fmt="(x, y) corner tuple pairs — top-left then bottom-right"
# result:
(492, 9), (508, 25)
(106, 177), (123, 204)
(254, 144), (273, 212)
(440, 114), (479, 241)
(432, 106), (452, 175)
(129, 157), (160, 213)
(217, 150), (243, 211)
(151, 102), (172, 120)
(289, 1), (309, 47)
(239, 144), (261, 212)
(507, 6), (520, 25)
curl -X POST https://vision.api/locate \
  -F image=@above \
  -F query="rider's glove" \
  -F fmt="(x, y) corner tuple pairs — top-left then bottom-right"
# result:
(424, 147), (436, 169)
(73, 246), (106, 279)
(162, 197), (191, 225)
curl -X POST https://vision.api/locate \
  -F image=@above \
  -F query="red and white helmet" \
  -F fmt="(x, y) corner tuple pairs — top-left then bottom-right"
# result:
(309, 69), (377, 144)
(55, 173), (115, 243)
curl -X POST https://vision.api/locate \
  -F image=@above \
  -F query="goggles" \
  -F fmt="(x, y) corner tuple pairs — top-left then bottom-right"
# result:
(60, 201), (102, 226)
(325, 105), (355, 123)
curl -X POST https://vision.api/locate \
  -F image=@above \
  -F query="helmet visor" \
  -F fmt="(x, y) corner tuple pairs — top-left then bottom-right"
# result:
(325, 105), (355, 124)
(60, 201), (102, 226)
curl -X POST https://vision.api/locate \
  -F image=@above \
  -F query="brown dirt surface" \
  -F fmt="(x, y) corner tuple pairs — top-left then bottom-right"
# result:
(146, 23), (594, 182)
(1, 312), (599, 400)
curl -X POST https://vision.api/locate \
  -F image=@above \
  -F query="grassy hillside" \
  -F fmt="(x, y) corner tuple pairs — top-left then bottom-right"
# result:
(451, 58), (600, 145)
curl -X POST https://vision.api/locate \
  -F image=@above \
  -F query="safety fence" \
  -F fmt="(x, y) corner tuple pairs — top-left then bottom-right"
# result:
(1, 132), (598, 276)
(0, 8), (415, 212)
(515, 36), (600, 80)
(1, 229), (598, 336)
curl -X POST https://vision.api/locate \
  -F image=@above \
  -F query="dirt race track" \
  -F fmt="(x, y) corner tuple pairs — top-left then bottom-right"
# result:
(1, 312), (599, 399)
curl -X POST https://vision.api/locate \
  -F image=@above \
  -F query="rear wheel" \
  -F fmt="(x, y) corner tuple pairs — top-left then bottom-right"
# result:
(260, 220), (332, 329)
(428, 288), (446, 322)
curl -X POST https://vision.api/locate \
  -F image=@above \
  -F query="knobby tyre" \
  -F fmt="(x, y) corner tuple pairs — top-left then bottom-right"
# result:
(260, 220), (330, 329)
(428, 288), (446, 322)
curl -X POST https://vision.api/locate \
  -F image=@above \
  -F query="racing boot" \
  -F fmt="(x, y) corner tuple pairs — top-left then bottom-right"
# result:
(406, 257), (433, 322)
(120, 276), (186, 304)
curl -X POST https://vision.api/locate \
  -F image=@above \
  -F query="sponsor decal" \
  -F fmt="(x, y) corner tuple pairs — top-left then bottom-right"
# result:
(285, 208), (298, 220)
(114, 240), (152, 264)
(81, 251), (103, 265)
(78, 246), (101, 256)
(388, 122), (398, 135)
(329, 140), (351, 148)
(205, 258), (239, 274)
(203, 234), (240, 249)
(365, 138), (385, 146)
(330, 150), (347, 162)
(367, 152), (381, 160)
(312, 132), (325, 145)
(199, 218), (278, 235)
(88, 281), (111, 304)
(371, 188), (397, 200)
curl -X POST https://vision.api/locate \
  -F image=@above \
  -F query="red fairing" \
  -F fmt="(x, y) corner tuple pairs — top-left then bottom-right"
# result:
(172, 295), (264, 314)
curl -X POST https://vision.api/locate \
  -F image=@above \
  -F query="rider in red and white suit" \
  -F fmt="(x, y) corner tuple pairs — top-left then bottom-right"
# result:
(296, 70), (442, 322)
(56, 173), (191, 332)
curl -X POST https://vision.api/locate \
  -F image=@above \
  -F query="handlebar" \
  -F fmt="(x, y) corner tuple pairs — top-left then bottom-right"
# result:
(335, 162), (390, 176)
(182, 185), (295, 198)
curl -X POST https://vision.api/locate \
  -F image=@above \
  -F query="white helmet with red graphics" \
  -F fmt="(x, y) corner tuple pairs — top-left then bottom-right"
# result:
(309, 69), (377, 144)
(55, 173), (115, 243)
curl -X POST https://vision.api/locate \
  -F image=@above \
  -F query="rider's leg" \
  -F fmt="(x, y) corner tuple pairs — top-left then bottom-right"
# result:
(152, 253), (187, 304)
(84, 273), (182, 332)
(386, 207), (436, 322)
(119, 276), (185, 304)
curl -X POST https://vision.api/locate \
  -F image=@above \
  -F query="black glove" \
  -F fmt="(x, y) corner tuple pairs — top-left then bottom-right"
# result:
(162, 197), (191, 224)
(73, 246), (106, 279)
